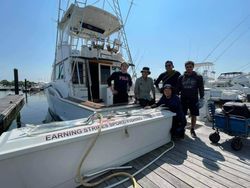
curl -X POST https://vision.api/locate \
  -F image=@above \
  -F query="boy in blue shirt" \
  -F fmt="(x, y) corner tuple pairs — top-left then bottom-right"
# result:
(152, 84), (186, 140)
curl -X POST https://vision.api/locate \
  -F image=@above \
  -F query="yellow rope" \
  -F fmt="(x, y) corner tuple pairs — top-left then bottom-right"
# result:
(76, 113), (138, 188)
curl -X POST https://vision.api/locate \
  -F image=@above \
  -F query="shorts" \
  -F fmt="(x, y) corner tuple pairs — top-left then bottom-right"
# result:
(138, 98), (155, 107)
(113, 92), (128, 104)
(181, 97), (199, 116)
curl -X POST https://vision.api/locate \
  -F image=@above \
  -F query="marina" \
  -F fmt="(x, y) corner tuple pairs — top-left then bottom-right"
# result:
(0, 91), (50, 131)
(0, 91), (249, 188)
(0, 0), (250, 187)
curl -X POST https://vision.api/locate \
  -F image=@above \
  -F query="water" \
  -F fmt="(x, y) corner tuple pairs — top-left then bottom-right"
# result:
(0, 90), (52, 131)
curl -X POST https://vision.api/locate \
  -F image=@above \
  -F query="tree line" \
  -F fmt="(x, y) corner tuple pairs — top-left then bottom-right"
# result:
(0, 80), (37, 87)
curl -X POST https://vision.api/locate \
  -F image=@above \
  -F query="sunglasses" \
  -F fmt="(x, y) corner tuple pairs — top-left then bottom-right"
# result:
(165, 64), (172, 67)
(185, 66), (193, 68)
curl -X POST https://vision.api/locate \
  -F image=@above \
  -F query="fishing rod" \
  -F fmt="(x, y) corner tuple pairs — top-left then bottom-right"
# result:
(213, 26), (250, 63)
(202, 14), (250, 63)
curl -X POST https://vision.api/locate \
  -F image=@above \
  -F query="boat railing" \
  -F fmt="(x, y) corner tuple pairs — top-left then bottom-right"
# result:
(83, 37), (121, 53)
(80, 42), (124, 62)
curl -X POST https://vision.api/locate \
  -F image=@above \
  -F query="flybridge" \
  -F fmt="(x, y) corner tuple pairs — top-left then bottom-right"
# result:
(218, 72), (244, 79)
(59, 4), (121, 38)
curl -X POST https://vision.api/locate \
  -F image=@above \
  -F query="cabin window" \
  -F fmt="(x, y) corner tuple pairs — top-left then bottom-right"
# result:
(112, 66), (120, 72)
(100, 65), (110, 84)
(72, 61), (86, 84)
(55, 63), (64, 79)
(82, 22), (105, 34)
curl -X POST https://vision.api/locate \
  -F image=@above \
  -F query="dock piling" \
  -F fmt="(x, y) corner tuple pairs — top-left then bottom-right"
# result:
(14, 68), (19, 95)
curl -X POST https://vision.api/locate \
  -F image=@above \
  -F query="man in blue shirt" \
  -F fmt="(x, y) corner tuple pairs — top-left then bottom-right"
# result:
(107, 62), (132, 104)
(152, 84), (186, 140)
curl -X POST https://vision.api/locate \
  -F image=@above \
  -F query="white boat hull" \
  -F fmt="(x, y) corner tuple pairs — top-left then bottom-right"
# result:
(0, 109), (174, 188)
(45, 87), (94, 120)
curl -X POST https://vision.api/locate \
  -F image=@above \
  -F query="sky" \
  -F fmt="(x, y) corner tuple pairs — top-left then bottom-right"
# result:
(1, 0), (250, 82)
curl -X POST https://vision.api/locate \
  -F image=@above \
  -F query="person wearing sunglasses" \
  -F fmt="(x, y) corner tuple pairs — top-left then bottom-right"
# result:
(177, 61), (204, 138)
(154, 60), (181, 94)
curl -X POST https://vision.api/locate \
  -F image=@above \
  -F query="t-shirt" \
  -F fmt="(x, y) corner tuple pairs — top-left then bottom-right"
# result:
(107, 71), (132, 93)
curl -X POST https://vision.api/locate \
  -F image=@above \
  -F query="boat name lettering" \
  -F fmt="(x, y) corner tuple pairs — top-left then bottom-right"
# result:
(45, 117), (144, 141)
(101, 54), (111, 59)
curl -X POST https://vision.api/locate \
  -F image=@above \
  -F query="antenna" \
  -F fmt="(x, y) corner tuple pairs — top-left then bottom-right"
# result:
(52, 0), (62, 81)
(112, 0), (136, 78)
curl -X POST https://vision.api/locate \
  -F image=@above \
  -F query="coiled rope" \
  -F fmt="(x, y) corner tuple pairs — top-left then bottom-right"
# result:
(75, 113), (139, 188)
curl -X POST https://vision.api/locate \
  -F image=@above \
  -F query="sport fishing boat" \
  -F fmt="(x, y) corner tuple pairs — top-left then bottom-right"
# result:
(0, 1), (175, 188)
(45, 0), (138, 120)
(207, 71), (250, 102)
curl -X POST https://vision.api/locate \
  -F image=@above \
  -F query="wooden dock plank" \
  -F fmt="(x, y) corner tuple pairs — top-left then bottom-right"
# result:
(77, 171), (125, 188)
(152, 148), (226, 188)
(88, 165), (146, 188)
(138, 152), (192, 188)
(179, 139), (250, 176)
(130, 159), (175, 188)
(150, 147), (209, 188)
(195, 123), (250, 163)
(182, 124), (250, 167)
(188, 127), (250, 169)
(194, 120), (250, 156)
(117, 122), (249, 188)
(80, 119), (250, 188)
(173, 145), (249, 187)
(0, 95), (24, 132)
(168, 147), (246, 188)
(98, 171), (126, 188)
(113, 165), (143, 188)
(125, 161), (160, 188)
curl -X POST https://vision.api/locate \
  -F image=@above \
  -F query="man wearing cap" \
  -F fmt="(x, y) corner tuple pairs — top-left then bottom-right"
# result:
(151, 84), (186, 140)
(154, 60), (181, 94)
(107, 62), (132, 104)
(177, 60), (204, 138)
(134, 67), (155, 107)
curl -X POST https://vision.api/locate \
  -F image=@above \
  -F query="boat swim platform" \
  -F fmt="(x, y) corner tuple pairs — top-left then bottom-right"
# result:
(0, 95), (24, 133)
(79, 121), (250, 188)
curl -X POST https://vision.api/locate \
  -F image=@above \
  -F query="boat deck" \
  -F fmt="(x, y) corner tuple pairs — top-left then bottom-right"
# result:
(66, 96), (138, 109)
(84, 121), (250, 188)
